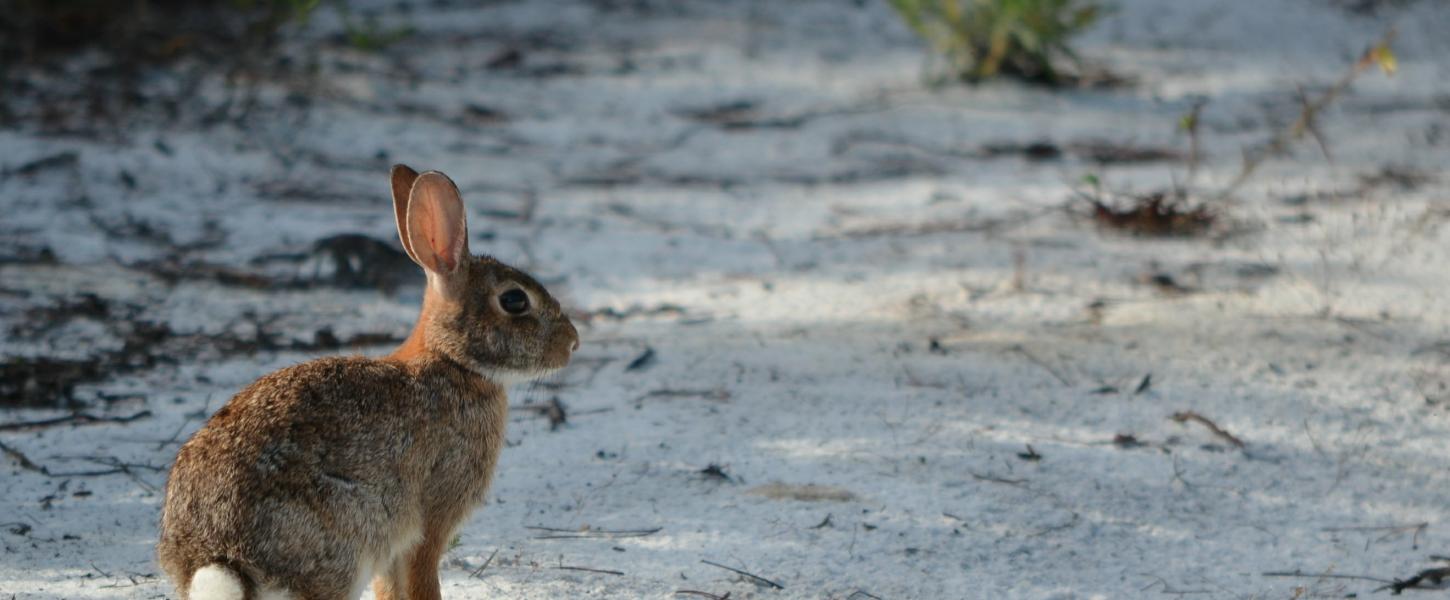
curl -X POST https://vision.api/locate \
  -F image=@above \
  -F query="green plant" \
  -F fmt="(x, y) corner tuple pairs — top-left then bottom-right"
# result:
(888, 0), (1103, 85)
(332, 0), (413, 52)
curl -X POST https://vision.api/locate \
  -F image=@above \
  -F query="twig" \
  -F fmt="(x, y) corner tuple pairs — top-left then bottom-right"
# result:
(625, 347), (657, 371)
(675, 591), (730, 600)
(51, 455), (166, 472)
(526, 526), (662, 540)
(1294, 84), (1335, 167)
(1321, 523), (1427, 533)
(1169, 454), (1193, 490)
(468, 548), (499, 579)
(700, 559), (784, 590)
(0, 440), (46, 473)
(1376, 567), (1450, 594)
(1009, 345), (1072, 386)
(1139, 575), (1211, 595)
(1217, 29), (1396, 199)
(551, 553), (626, 576)
(554, 562), (625, 576)
(970, 472), (1026, 486)
(635, 389), (732, 403)
(156, 395), (214, 450)
(4, 151), (79, 178)
(0, 441), (157, 489)
(1029, 512), (1080, 537)
(1260, 570), (1393, 584)
(0, 410), (152, 432)
(1169, 411), (1246, 449)
(847, 591), (885, 600)
(89, 562), (113, 578)
(698, 463), (734, 483)
(98, 570), (155, 588)
(1133, 374), (1153, 395)
(1322, 522), (1427, 549)
(155, 418), (195, 451)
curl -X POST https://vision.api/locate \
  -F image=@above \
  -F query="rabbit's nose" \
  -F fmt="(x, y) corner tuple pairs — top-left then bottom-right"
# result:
(565, 321), (580, 352)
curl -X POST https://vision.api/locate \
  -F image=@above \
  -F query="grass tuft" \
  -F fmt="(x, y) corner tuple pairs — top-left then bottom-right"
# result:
(888, 0), (1105, 86)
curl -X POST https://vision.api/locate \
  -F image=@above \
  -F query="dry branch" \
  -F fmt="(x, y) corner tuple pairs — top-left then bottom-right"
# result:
(0, 440), (158, 490)
(554, 564), (625, 576)
(0, 410), (152, 432)
(636, 388), (731, 403)
(1009, 345), (1072, 386)
(1216, 29), (1397, 199)
(1169, 411), (1246, 449)
(700, 559), (784, 590)
(1322, 522), (1427, 549)
(1261, 570), (1393, 584)
(675, 591), (731, 600)
(1376, 566), (1450, 594)
(0, 439), (45, 473)
(527, 525), (662, 540)
(971, 472), (1026, 486)
(468, 548), (499, 579)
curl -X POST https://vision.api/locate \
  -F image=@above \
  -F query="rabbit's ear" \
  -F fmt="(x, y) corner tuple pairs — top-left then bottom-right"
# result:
(390, 164), (421, 263)
(405, 171), (470, 275)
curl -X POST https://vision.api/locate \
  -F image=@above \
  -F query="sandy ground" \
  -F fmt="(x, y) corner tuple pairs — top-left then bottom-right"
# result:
(4, 0), (1450, 598)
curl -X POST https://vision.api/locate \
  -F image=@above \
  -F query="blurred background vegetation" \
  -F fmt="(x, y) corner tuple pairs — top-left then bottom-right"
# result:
(0, 0), (1122, 135)
(888, 0), (1104, 85)
(0, 0), (410, 132)
(6, 0), (1105, 84)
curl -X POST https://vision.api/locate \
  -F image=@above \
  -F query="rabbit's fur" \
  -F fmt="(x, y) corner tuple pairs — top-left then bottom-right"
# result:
(158, 166), (578, 600)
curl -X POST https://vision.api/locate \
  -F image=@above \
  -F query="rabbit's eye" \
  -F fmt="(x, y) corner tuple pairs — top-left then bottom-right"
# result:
(499, 289), (530, 315)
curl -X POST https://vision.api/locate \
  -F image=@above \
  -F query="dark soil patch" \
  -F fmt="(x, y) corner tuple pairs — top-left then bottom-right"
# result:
(301, 234), (421, 292)
(0, 1), (311, 134)
(249, 233), (422, 293)
(137, 233), (420, 293)
(1358, 165), (1434, 191)
(983, 140), (1181, 164)
(0, 357), (109, 409)
(0, 243), (57, 266)
(1082, 191), (1216, 237)
(2, 292), (404, 407)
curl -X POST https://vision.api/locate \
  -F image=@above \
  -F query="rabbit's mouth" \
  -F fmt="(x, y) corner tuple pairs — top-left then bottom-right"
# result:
(460, 321), (576, 387)
(477, 364), (565, 387)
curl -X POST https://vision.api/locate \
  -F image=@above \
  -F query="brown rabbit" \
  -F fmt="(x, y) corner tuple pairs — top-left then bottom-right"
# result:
(158, 166), (579, 600)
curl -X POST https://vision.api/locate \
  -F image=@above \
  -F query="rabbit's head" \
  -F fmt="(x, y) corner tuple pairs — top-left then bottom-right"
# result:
(389, 165), (578, 382)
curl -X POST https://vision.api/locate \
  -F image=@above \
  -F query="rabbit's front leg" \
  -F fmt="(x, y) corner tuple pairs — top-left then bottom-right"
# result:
(374, 526), (449, 600)
(372, 561), (407, 600)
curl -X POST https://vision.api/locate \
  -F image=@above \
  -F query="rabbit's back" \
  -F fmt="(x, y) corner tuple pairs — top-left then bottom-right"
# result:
(158, 355), (508, 597)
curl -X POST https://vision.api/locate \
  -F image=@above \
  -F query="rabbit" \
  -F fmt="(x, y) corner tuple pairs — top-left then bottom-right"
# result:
(157, 165), (580, 600)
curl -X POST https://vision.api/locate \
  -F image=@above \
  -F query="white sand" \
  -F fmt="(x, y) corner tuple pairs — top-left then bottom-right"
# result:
(3, 0), (1450, 597)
